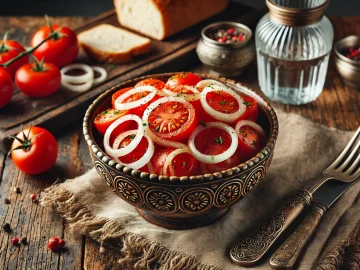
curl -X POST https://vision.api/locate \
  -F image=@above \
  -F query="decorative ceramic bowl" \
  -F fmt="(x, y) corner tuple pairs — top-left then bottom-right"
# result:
(83, 73), (278, 230)
(334, 35), (360, 88)
(196, 22), (256, 77)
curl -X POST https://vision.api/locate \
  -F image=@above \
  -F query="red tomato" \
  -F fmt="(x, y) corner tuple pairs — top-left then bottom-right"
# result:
(112, 86), (159, 117)
(150, 146), (199, 176)
(165, 73), (202, 91)
(93, 108), (127, 135)
(0, 68), (14, 108)
(15, 62), (61, 98)
(0, 39), (29, 78)
(135, 78), (165, 90)
(31, 25), (78, 67)
(238, 94), (259, 122)
(117, 135), (149, 173)
(195, 128), (241, 174)
(10, 126), (58, 174)
(147, 100), (197, 141)
(237, 125), (267, 162)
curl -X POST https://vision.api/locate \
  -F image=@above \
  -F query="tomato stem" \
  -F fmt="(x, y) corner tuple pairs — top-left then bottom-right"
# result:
(7, 125), (43, 156)
(29, 54), (46, 72)
(0, 32), (9, 52)
(0, 30), (59, 68)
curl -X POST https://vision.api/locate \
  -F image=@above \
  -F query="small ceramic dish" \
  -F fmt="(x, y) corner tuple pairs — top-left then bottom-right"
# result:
(334, 35), (360, 88)
(196, 22), (255, 77)
(83, 73), (278, 230)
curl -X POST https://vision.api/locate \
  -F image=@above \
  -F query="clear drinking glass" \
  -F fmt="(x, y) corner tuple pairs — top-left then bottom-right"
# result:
(255, 0), (334, 105)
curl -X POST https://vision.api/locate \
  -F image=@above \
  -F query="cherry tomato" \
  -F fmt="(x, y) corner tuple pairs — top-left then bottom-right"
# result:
(147, 100), (197, 141)
(93, 108), (127, 135)
(238, 94), (259, 122)
(31, 25), (78, 67)
(165, 73), (202, 92)
(135, 78), (165, 90)
(150, 146), (199, 176)
(10, 126), (58, 174)
(117, 134), (149, 172)
(0, 68), (14, 108)
(237, 125), (267, 162)
(15, 62), (61, 98)
(0, 38), (29, 78)
(195, 128), (241, 174)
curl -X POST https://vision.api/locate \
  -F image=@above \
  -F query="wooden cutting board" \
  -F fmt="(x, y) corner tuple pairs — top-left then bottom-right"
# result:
(0, 3), (263, 152)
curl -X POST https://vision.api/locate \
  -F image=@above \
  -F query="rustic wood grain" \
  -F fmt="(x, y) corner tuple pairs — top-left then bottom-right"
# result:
(0, 3), (256, 152)
(0, 14), (359, 270)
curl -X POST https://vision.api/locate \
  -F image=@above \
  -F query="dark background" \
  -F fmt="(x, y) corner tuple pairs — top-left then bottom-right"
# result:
(0, 0), (359, 16)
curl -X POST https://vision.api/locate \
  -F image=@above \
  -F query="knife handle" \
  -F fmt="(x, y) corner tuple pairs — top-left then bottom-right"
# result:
(269, 202), (327, 269)
(230, 190), (312, 266)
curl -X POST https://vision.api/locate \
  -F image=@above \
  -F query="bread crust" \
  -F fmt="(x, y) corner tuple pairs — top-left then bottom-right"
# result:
(115, 0), (229, 40)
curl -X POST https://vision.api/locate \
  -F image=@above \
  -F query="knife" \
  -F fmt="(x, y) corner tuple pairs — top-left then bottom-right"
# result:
(269, 178), (360, 269)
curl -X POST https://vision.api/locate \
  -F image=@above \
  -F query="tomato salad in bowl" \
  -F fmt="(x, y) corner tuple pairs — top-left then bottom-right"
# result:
(92, 73), (268, 177)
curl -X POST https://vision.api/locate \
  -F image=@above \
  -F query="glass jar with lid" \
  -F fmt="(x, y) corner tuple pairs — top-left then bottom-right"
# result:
(255, 0), (334, 105)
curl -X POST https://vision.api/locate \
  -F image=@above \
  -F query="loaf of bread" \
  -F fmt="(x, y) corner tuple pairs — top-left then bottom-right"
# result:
(114, 0), (229, 40)
(78, 24), (151, 64)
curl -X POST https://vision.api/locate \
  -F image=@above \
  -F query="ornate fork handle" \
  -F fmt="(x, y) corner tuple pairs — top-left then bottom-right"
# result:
(230, 190), (312, 266)
(270, 203), (327, 269)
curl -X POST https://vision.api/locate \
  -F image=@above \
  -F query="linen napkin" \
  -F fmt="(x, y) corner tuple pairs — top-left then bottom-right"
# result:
(41, 110), (359, 270)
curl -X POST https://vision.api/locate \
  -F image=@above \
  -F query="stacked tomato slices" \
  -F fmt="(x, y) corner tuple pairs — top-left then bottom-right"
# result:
(94, 73), (267, 176)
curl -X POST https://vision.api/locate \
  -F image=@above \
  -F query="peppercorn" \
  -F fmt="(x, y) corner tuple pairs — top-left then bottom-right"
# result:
(14, 187), (21, 194)
(2, 223), (11, 232)
(30, 194), (37, 202)
(48, 237), (61, 252)
(59, 239), (65, 248)
(4, 198), (10, 204)
(11, 237), (19, 245)
(20, 236), (27, 245)
(207, 26), (247, 44)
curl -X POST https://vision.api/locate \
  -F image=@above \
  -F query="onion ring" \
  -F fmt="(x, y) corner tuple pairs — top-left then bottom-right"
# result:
(188, 122), (238, 164)
(114, 86), (157, 111)
(235, 120), (266, 138)
(162, 85), (200, 101)
(61, 63), (94, 84)
(103, 114), (144, 157)
(92, 66), (108, 84)
(200, 83), (246, 123)
(61, 80), (93, 92)
(163, 147), (192, 176)
(142, 96), (190, 149)
(196, 79), (226, 91)
(113, 129), (155, 170)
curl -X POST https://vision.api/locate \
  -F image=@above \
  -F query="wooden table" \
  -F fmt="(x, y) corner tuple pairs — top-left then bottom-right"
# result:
(0, 16), (359, 270)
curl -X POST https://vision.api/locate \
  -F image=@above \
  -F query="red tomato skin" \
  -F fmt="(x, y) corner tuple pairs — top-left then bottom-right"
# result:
(165, 73), (202, 91)
(11, 127), (58, 174)
(15, 63), (61, 98)
(31, 25), (79, 67)
(238, 94), (259, 122)
(0, 40), (29, 78)
(0, 68), (14, 108)
(237, 126), (267, 162)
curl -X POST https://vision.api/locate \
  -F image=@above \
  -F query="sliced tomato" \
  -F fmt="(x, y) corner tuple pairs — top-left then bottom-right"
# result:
(112, 86), (159, 117)
(195, 127), (241, 174)
(117, 135), (149, 172)
(238, 94), (259, 122)
(165, 73), (202, 92)
(135, 78), (165, 90)
(237, 125), (267, 162)
(148, 100), (197, 141)
(93, 108), (127, 135)
(150, 146), (199, 176)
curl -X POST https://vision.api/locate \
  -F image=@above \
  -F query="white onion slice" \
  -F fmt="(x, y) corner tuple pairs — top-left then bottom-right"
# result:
(61, 64), (94, 84)
(196, 79), (226, 91)
(92, 66), (107, 84)
(103, 114), (144, 157)
(200, 83), (246, 123)
(112, 129), (155, 170)
(163, 147), (191, 176)
(115, 86), (156, 111)
(61, 80), (93, 92)
(162, 85), (200, 101)
(188, 122), (238, 164)
(235, 120), (267, 138)
(142, 96), (190, 149)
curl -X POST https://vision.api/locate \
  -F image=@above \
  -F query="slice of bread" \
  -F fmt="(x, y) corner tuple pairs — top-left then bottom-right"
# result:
(78, 24), (151, 64)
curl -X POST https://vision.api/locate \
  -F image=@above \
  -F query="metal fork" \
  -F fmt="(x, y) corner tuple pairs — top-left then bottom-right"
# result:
(230, 126), (360, 266)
